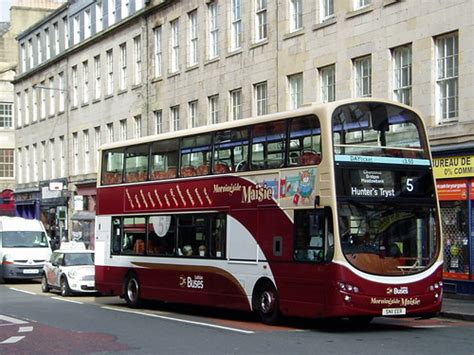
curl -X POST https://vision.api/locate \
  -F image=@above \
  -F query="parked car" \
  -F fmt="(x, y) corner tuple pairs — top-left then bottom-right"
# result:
(42, 243), (96, 296)
(0, 216), (52, 283)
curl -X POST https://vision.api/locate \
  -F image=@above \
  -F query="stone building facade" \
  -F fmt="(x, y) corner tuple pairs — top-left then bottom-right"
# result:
(13, 0), (474, 291)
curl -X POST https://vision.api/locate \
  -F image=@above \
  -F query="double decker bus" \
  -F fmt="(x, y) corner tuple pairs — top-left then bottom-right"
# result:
(95, 98), (442, 324)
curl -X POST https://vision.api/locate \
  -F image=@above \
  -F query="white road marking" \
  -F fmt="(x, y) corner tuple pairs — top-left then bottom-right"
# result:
(18, 326), (34, 332)
(0, 315), (28, 325)
(101, 306), (255, 334)
(8, 288), (36, 295)
(51, 297), (83, 305)
(1, 336), (25, 344)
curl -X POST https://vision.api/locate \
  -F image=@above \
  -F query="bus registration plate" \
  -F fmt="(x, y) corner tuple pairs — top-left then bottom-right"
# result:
(382, 308), (406, 316)
(23, 269), (39, 274)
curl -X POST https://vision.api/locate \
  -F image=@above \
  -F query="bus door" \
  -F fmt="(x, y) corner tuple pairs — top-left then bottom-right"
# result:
(279, 208), (333, 317)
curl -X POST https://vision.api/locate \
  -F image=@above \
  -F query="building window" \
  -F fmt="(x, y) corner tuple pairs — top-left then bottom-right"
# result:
(72, 66), (78, 107)
(354, 0), (371, 10)
(25, 146), (30, 182)
(94, 55), (101, 100)
(121, 0), (129, 19)
(39, 83), (46, 119)
(354, 55), (371, 97)
(134, 115), (142, 138)
(49, 77), (55, 115)
(0, 149), (14, 178)
(320, 0), (334, 21)
(50, 139), (55, 178)
(108, 0), (116, 26)
(16, 93), (22, 128)
(0, 103), (13, 128)
(230, 0), (242, 51)
(36, 33), (42, 65)
(45, 28), (51, 60)
(188, 10), (198, 66)
(62, 16), (69, 50)
(136, 0), (144, 11)
(83, 130), (90, 173)
(83, 61), (89, 104)
(53, 22), (59, 55)
(58, 72), (65, 112)
(20, 43), (26, 72)
(436, 32), (458, 122)
(107, 123), (114, 143)
(255, 0), (267, 42)
(188, 101), (198, 128)
(96, 2), (103, 32)
(120, 119), (127, 140)
(33, 143), (38, 181)
(133, 36), (142, 85)
(209, 95), (219, 124)
(60, 136), (65, 177)
(85, 9), (91, 39)
(106, 49), (114, 95)
(288, 73), (303, 109)
(17, 148), (23, 183)
(153, 26), (162, 78)
(28, 39), (33, 69)
(32, 87), (38, 122)
(289, 0), (303, 32)
(254, 81), (268, 116)
(119, 43), (127, 91)
(41, 141), (46, 180)
(208, 1), (219, 59)
(230, 89), (242, 120)
(73, 133), (79, 175)
(170, 19), (180, 73)
(171, 106), (180, 131)
(320, 64), (335, 103)
(94, 126), (101, 166)
(73, 15), (80, 45)
(154, 110), (163, 134)
(23, 89), (29, 125)
(392, 45), (412, 106)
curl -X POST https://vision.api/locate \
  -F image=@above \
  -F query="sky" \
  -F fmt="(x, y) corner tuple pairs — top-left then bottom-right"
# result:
(0, 0), (13, 22)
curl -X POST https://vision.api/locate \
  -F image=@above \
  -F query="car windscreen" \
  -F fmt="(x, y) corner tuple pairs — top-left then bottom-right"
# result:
(64, 252), (94, 266)
(1, 231), (49, 248)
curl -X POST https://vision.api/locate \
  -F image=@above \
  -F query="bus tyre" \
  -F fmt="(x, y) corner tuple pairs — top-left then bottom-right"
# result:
(60, 276), (71, 297)
(124, 273), (142, 308)
(256, 283), (280, 325)
(41, 274), (50, 293)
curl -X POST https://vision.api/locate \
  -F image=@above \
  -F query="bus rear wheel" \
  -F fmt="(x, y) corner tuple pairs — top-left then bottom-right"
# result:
(255, 283), (280, 325)
(124, 273), (142, 308)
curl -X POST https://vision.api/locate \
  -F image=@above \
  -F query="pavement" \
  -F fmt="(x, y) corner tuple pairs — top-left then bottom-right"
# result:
(440, 294), (474, 321)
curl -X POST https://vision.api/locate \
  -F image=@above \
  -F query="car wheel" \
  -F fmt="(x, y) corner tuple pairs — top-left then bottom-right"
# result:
(60, 276), (72, 297)
(41, 274), (50, 293)
(255, 282), (280, 325)
(124, 272), (141, 308)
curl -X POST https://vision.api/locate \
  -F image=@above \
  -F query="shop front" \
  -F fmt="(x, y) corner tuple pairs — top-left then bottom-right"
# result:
(14, 188), (41, 220)
(71, 181), (97, 250)
(433, 155), (474, 295)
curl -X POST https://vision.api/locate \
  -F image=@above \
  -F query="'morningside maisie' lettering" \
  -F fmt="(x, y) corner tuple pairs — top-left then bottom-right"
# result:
(242, 185), (273, 204)
(370, 297), (421, 307)
(213, 183), (242, 195)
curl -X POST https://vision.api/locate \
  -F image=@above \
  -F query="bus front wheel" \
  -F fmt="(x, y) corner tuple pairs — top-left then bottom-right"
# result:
(255, 283), (280, 325)
(124, 272), (142, 308)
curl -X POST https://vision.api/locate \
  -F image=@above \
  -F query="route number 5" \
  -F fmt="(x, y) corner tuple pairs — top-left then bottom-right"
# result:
(406, 178), (414, 192)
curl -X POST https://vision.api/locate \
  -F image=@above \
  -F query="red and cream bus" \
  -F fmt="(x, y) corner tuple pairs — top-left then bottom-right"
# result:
(95, 98), (442, 324)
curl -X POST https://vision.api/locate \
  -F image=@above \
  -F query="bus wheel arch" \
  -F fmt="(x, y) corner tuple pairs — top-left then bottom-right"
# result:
(123, 270), (142, 308)
(252, 278), (280, 325)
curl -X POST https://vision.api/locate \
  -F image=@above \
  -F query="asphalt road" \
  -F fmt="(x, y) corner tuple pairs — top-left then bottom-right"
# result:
(1, 281), (474, 355)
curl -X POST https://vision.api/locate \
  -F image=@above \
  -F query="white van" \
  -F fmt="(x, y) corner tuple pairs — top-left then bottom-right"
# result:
(0, 217), (52, 283)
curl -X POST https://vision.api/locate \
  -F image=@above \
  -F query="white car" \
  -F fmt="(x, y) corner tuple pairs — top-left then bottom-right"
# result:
(42, 248), (96, 296)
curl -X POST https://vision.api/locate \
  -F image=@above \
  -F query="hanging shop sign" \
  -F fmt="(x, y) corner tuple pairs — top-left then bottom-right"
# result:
(436, 179), (468, 201)
(433, 155), (474, 179)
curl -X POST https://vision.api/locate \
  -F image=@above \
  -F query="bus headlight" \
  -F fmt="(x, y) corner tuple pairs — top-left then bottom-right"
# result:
(338, 282), (360, 294)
